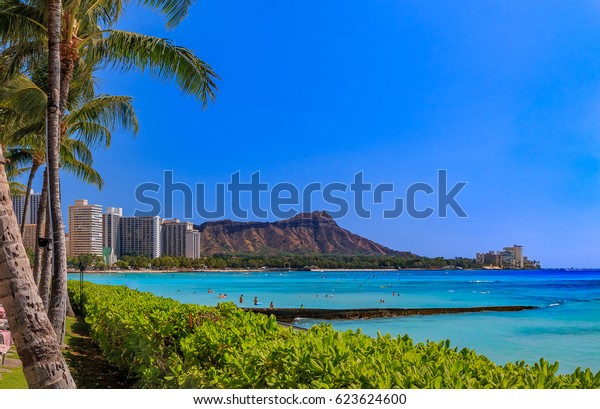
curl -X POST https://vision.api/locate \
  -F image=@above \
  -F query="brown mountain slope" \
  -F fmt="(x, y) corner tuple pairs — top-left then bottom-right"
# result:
(196, 211), (407, 256)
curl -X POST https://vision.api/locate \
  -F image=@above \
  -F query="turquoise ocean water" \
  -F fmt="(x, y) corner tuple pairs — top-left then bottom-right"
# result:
(69, 269), (600, 373)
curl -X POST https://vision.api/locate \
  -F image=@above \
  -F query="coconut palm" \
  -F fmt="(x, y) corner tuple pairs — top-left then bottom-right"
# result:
(0, 147), (75, 389)
(0, 0), (216, 388)
(1, 0), (218, 346)
(0, 76), (75, 386)
(1, 69), (137, 300)
(0, 0), (218, 111)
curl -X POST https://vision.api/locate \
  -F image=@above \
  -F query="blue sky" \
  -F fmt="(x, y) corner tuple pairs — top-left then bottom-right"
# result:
(41, 1), (600, 267)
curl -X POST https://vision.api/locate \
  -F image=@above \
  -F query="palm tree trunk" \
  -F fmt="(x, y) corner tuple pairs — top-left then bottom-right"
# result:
(66, 293), (75, 317)
(59, 51), (76, 115)
(20, 162), (41, 237)
(39, 205), (52, 311)
(46, 0), (68, 345)
(32, 169), (48, 286)
(0, 146), (76, 388)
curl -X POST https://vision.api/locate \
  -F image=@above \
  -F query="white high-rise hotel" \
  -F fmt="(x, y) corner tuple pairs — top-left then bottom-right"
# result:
(70, 200), (202, 261)
(10, 191), (41, 250)
(103, 208), (162, 259)
(68, 199), (103, 256)
(11, 190), (41, 225)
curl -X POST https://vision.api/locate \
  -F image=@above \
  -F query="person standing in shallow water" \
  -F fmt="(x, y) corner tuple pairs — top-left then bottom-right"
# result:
(254, 297), (259, 305)
(239, 295), (244, 304)
(269, 301), (274, 309)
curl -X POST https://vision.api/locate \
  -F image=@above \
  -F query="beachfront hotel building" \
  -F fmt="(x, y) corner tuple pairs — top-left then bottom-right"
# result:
(72, 200), (201, 262)
(68, 199), (103, 257)
(475, 244), (534, 269)
(119, 216), (162, 259)
(11, 190), (41, 225)
(103, 207), (122, 264)
(161, 219), (202, 259)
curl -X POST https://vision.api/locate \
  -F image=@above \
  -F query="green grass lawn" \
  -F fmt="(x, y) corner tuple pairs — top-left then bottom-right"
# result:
(0, 348), (27, 389)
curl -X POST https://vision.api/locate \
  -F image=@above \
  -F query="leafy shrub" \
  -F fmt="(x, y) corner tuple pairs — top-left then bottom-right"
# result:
(68, 282), (600, 388)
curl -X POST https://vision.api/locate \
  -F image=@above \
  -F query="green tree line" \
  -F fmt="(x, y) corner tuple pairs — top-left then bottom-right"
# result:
(67, 253), (480, 271)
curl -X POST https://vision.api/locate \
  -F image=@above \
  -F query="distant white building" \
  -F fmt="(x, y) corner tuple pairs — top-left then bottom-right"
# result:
(100, 207), (202, 261)
(68, 199), (103, 256)
(476, 244), (526, 268)
(11, 190), (41, 225)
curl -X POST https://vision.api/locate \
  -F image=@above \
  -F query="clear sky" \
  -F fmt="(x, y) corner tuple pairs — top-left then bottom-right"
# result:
(43, 1), (600, 267)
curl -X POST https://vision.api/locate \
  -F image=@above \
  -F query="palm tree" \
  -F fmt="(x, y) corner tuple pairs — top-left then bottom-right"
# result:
(0, 0), (217, 388)
(0, 0), (218, 109)
(1, 0), (218, 345)
(0, 119), (75, 388)
(1, 70), (138, 301)
(46, 0), (69, 346)
(0, 161), (75, 389)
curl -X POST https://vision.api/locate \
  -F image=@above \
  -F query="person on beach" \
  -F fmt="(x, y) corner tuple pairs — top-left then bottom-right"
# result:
(269, 301), (274, 309)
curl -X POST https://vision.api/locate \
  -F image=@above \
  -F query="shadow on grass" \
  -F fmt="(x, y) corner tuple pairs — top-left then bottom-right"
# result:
(64, 316), (135, 389)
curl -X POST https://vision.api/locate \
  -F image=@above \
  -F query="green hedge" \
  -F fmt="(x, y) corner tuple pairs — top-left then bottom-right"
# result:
(67, 281), (600, 388)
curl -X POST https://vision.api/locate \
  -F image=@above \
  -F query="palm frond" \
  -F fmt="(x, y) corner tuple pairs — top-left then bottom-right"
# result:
(4, 151), (29, 194)
(4, 147), (33, 168)
(4, 153), (32, 180)
(67, 121), (112, 148)
(65, 94), (138, 147)
(61, 137), (94, 165)
(0, 73), (47, 119)
(4, 120), (45, 146)
(86, 30), (219, 106)
(139, 0), (193, 29)
(66, 59), (98, 108)
(79, 0), (124, 29)
(0, 42), (46, 80)
(9, 180), (26, 195)
(60, 146), (104, 189)
(0, 0), (47, 44)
